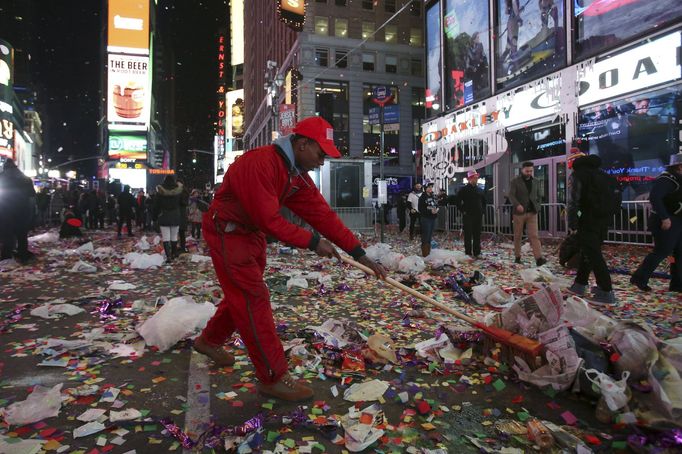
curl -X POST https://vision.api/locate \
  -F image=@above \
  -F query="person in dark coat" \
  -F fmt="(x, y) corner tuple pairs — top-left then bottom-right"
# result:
(454, 170), (486, 258)
(418, 183), (439, 257)
(0, 159), (37, 263)
(36, 187), (51, 226)
(116, 185), (136, 238)
(631, 153), (682, 293)
(566, 155), (616, 305)
(153, 175), (183, 262)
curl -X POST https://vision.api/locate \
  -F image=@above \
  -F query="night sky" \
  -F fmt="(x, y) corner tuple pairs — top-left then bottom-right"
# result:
(0, 0), (226, 180)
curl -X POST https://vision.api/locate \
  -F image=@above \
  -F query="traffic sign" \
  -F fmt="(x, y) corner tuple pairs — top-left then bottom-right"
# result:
(371, 85), (393, 107)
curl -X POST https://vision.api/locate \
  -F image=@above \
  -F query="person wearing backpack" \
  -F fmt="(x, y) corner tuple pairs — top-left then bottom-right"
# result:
(566, 154), (618, 305)
(630, 154), (682, 293)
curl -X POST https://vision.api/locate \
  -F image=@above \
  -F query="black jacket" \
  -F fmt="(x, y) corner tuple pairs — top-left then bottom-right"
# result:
(418, 192), (439, 219)
(154, 182), (183, 226)
(650, 171), (682, 219)
(117, 191), (136, 217)
(454, 183), (485, 216)
(0, 166), (36, 231)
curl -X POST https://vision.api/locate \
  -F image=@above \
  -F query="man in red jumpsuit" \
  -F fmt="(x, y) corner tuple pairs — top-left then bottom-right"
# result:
(194, 116), (386, 401)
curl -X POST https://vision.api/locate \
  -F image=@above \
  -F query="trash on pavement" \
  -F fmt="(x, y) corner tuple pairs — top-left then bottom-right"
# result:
(137, 296), (216, 352)
(73, 421), (106, 438)
(123, 252), (165, 269)
(30, 302), (85, 319)
(398, 255), (426, 274)
(341, 403), (385, 452)
(1, 384), (63, 426)
(343, 379), (389, 402)
(366, 334), (398, 363)
(70, 260), (98, 273)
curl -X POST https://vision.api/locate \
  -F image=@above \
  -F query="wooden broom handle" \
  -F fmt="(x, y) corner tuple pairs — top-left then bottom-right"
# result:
(340, 256), (479, 326)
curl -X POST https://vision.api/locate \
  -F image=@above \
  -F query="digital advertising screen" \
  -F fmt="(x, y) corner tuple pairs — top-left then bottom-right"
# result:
(495, 0), (566, 89)
(108, 134), (148, 161)
(108, 0), (150, 54)
(425, 1), (442, 115)
(574, 0), (682, 60)
(443, 0), (490, 110)
(577, 86), (681, 201)
(107, 54), (151, 130)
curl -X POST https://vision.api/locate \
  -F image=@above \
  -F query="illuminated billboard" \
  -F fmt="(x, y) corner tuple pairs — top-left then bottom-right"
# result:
(107, 53), (150, 130)
(108, 0), (150, 55)
(109, 134), (147, 160)
(230, 0), (244, 66)
(226, 89), (244, 139)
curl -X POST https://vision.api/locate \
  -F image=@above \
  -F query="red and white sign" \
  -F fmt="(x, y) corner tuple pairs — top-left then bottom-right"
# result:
(279, 104), (296, 136)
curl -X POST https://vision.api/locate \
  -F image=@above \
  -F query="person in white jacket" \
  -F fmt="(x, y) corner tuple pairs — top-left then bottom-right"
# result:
(407, 182), (423, 240)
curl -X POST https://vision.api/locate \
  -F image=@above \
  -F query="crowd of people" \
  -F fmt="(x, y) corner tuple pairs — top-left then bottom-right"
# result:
(0, 161), (215, 264)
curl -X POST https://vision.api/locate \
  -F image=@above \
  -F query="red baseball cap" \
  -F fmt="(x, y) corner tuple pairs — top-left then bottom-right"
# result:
(292, 116), (341, 158)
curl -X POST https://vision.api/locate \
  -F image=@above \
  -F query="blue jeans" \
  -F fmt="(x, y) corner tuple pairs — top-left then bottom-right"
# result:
(633, 215), (682, 289)
(420, 217), (436, 246)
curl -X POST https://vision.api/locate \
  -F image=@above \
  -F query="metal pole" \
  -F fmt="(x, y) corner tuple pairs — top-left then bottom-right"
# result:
(380, 103), (385, 243)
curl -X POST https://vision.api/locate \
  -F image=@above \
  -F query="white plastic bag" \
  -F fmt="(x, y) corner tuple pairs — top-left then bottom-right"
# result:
(1, 384), (63, 425)
(424, 249), (469, 268)
(286, 277), (308, 289)
(609, 322), (658, 380)
(519, 266), (571, 288)
(135, 236), (151, 251)
(30, 303), (85, 319)
(70, 260), (97, 273)
(378, 251), (404, 271)
(585, 369), (630, 411)
(364, 243), (392, 262)
(123, 252), (165, 269)
(76, 242), (94, 253)
(471, 283), (512, 307)
(398, 255), (426, 274)
(137, 296), (216, 352)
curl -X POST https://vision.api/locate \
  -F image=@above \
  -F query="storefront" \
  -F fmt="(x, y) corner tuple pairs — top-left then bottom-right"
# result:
(422, 27), (682, 237)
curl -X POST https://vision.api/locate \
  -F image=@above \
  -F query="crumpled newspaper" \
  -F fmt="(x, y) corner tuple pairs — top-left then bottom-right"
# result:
(341, 403), (386, 452)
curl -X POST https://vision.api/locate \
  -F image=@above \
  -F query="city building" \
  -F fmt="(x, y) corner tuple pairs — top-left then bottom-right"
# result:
(421, 0), (682, 238)
(243, 0), (426, 206)
(100, 0), (175, 192)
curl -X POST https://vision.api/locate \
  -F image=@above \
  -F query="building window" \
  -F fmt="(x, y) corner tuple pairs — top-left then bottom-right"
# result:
(409, 27), (422, 46)
(315, 48), (329, 67)
(335, 49), (348, 68)
(362, 21), (374, 41)
(363, 84), (400, 157)
(384, 25), (397, 43)
(362, 0), (373, 10)
(410, 58), (422, 76)
(385, 55), (397, 73)
(334, 18), (348, 38)
(314, 16), (329, 36)
(335, 0), (346, 5)
(315, 80), (349, 156)
(362, 53), (375, 71)
(385, 0), (396, 12)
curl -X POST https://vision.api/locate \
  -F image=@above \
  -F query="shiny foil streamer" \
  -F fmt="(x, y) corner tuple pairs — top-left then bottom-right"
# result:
(335, 283), (352, 292)
(0, 304), (30, 333)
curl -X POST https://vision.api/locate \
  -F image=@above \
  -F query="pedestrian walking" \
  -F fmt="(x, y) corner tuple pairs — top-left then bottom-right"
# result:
(36, 187), (51, 226)
(567, 154), (618, 305)
(631, 153), (682, 292)
(188, 189), (206, 239)
(407, 183), (423, 240)
(116, 186), (136, 238)
(454, 170), (486, 258)
(153, 175), (183, 263)
(507, 161), (547, 266)
(0, 159), (37, 263)
(135, 190), (147, 229)
(418, 183), (439, 257)
(193, 116), (386, 402)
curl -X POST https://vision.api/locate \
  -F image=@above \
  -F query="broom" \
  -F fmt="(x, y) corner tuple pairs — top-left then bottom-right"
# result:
(340, 256), (544, 360)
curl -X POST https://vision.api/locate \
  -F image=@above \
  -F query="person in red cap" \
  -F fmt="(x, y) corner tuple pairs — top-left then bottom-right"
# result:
(194, 116), (387, 401)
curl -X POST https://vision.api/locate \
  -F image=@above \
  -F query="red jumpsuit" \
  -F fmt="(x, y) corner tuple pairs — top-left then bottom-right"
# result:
(200, 144), (365, 384)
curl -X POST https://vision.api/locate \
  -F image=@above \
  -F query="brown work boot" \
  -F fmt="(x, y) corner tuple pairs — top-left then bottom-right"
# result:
(258, 373), (314, 402)
(193, 336), (235, 367)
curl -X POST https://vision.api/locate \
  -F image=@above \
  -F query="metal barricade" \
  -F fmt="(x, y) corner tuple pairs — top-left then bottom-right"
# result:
(331, 207), (376, 234)
(607, 201), (653, 245)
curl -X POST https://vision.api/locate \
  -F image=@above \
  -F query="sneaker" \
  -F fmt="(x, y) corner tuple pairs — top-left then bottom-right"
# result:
(514, 257), (521, 264)
(536, 257), (547, 267)
(258, 373), (314, 402)
(589, 287), (618, 306)
(567, 282), (587, 296)
(193, 336), (235, 367)
(629, 276), (652, 292)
